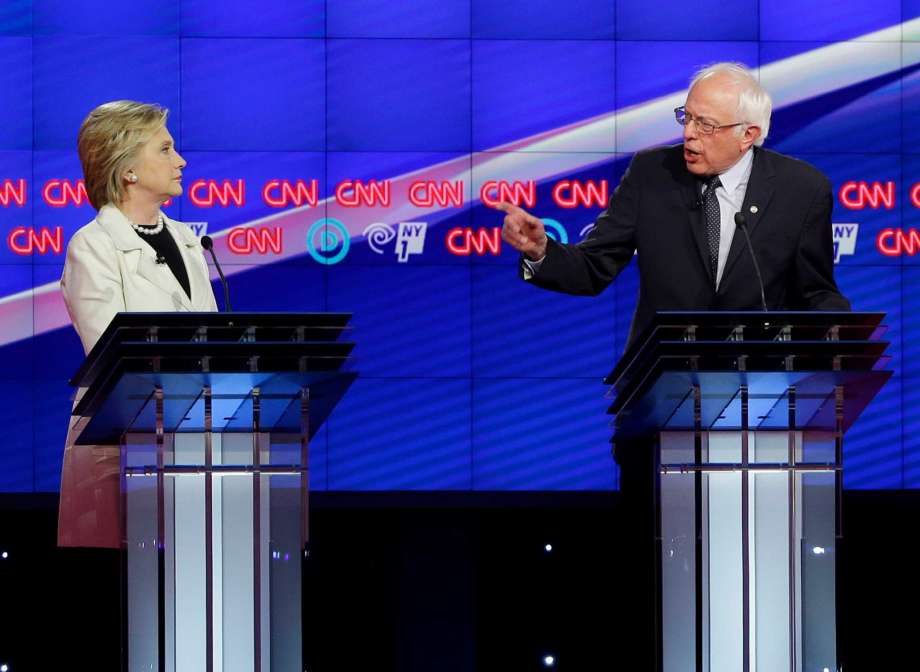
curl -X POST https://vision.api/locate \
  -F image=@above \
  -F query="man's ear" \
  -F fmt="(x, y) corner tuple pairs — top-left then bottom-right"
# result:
(742, 125), (761, 151)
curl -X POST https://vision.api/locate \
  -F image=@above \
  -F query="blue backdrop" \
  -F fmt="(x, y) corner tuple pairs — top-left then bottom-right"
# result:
(1, 0), (918, 492)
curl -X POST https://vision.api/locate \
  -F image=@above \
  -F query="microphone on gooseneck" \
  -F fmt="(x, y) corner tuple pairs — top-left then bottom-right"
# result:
(733, 212), (767, 312)
(200, 235), (232, 312)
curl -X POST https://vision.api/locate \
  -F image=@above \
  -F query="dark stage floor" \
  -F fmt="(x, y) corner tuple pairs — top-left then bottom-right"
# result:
(0, 491), (916, 670)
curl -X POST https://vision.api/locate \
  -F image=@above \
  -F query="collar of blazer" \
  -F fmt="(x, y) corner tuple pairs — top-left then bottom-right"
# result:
(675, 146), (776, 289)
(95, 204), (201, 310)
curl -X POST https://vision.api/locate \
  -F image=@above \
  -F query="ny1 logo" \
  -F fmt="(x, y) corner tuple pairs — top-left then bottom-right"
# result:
(362, 222), (427, 262)
(832, 224), (858, 263)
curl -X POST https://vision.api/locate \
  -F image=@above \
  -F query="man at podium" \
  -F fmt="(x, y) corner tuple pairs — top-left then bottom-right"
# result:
(57, 101), (217, 549)
(498, 62), (849, 345)
(497, 62), (850, 660)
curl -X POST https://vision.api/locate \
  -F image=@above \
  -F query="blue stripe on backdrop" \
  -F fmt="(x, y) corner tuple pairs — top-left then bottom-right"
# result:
(615, 41), (759, 111)
(472, 0), (616, 40)
(181, 38), (326, 152)
(327, 265), (473, 378)
(328, 0), (471, 39)
(32, 35), (180, 151)
(835, 266), (904, 488)
(33, 0), (179, 36)
(327, 39), (472, 152)
(0, 38), (31, 150)
(759, 0), (901, 42)
(472, 378), (617, 490)
(616, 0), (758, 41)
(904, 72), (920, 180)
(327, 378), (473, 490)
(470, 265), (617, 379)
(763, 43), (905, 154)
(0, 1), (30, 36)
(471, 40), (616, 151)
(179, 0), (325, 38)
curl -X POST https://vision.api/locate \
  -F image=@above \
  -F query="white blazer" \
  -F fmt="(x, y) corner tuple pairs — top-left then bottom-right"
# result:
(58, 204), (218, 548)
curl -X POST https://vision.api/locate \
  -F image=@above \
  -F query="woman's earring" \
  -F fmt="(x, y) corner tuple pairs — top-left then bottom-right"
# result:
(127, 173), (138, 183)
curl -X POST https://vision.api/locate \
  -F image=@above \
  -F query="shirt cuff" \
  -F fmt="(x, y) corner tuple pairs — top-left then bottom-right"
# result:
(522, 255), (545, 280)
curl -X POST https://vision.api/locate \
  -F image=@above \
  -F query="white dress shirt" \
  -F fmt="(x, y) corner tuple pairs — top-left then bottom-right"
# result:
(706, 147), (754, 289)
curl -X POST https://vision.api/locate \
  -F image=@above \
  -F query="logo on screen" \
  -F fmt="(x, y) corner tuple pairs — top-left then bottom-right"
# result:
(228, 226), (283, 255)
(541, 219), (569, 244)
(306, 218), (350, 265)
(362, 222), (427, 262)
(409, 181), (464, 208)
(0, 179), (26, 207)
(7, 226), (63, 255)
(263, 179), (319, 208)
(877, 228), (920, 257)
(552, 180), (608, 209)
(839, 181), (894, 210)
(832, 224), (858, 263)
(446, 227), (501, 256)
(480, 181), (536, 208)
(189, 179), (245, 208)
(187, 222), (208, 237)
(335, 180), (390, 208)
(43, 179), (89, 207)
(395, 222), (427, 262)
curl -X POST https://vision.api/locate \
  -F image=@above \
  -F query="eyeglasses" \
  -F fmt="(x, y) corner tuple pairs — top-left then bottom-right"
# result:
(674, 106), (746, 135)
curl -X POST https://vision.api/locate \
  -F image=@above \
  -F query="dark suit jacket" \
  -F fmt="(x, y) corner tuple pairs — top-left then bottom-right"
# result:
(527, 144), (850, 348)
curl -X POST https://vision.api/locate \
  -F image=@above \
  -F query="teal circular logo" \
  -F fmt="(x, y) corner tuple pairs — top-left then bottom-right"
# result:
(542, 218), (569, 244)
(306, 218), (351, 265)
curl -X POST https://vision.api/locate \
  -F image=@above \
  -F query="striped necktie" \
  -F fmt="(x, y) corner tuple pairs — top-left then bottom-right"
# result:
(703, 175), (722, 285)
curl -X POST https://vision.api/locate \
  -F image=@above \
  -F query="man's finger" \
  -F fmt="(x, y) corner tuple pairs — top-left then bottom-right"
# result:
(521, 214), (543, 230)
(494, 200), (523, 216)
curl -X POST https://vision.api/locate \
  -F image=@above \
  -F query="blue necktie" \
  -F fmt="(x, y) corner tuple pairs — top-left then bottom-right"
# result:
(703, 176), (722, 285)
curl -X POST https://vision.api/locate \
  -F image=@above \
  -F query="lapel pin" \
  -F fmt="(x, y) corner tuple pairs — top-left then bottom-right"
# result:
(749, 205), (759, 214)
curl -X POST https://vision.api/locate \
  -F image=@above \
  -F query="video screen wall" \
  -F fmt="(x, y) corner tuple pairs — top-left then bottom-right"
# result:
(1, 0), (918, 492)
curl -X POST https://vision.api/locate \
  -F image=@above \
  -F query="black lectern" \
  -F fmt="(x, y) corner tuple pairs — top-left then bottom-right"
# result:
(606, 311), (891, 672)
(69, 312), (356, 672)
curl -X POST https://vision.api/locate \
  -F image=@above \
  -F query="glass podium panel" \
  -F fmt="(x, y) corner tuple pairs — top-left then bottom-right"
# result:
(659, 430), (837, 672)
(123, 429), (305, 672)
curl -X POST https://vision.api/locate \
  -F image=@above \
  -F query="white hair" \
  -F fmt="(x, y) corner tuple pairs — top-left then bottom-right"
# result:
(690, 63), (772, 147)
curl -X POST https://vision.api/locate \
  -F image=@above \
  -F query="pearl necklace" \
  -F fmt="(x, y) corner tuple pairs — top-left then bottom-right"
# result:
(130, 213), (165, 236)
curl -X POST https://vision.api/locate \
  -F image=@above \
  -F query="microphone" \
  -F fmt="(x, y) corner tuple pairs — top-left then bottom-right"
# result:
(733, 212), (767, 312)
(200, 235), (232, 312)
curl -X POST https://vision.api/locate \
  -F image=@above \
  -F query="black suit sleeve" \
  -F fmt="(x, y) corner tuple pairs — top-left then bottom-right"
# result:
(795, 176), (851, 311)
(522, 154), (641, 296)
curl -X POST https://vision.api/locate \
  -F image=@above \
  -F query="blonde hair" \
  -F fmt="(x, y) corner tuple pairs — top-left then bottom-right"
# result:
(77, 101), (169, 209)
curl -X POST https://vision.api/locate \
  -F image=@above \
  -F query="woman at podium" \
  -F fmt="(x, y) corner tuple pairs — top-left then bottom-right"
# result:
(57, 101), (217, 548)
